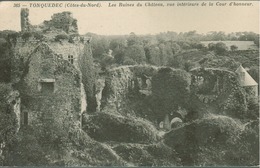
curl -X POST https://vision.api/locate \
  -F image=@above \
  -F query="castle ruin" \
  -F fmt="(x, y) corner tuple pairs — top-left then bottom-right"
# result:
(20, 8), (31, 32)
(21, 8), (78, 34)
(15, 9), (90, 131)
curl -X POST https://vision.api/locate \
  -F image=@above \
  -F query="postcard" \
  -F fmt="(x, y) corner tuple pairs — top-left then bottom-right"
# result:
(0, 0), (259, 166)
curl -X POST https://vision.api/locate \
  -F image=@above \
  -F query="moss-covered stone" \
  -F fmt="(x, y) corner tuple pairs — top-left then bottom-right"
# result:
(164, 114), (258, 166)
(190, 67), (247, 119)
(100, 65), (159, 116)
(82, 112), (160, 143)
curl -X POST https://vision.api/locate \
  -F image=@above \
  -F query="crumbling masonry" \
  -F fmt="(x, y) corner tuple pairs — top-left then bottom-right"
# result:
(15, 8), (89, 130)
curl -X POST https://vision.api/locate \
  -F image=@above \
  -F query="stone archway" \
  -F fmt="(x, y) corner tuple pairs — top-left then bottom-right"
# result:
(170, 117), (183, 129)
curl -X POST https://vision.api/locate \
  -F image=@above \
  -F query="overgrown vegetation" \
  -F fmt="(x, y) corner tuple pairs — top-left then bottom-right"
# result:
(54, 34), (69, 42)
(82, 112), (160, 143)
(85, 31), (259, 69)
(164, 114), (259, 166)
(112, 142), (181, 166)
(0, 28), (258, 166)
(0, 84), (17, 145)
(0, 37), (12, 82)
(190, 68), (248, 119)
(151, 68), (191, 121)
(79, 44), (97, 112)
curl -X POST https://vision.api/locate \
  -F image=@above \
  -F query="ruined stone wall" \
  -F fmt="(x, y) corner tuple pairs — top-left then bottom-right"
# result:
(100, 65), (248, 122)
(20, 43), (83, 129)
(12, 39), (85, 85)
(47, 41), (84, 70)
(190, 68), (247, 118)
(11, 38), (39, 82)
(20, 8), (31, 32)
(47, 12), (78, 34)
(13, 39), (39, 62)
(21, 8), (78, 34)
(100, 65), (159, 115)
(14, 39), (84, 63)
(95, 78), (105, 112)
(0, 85), (21, 164)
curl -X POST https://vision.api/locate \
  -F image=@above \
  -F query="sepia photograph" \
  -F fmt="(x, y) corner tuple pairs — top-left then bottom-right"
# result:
(0, 1), (259, 166)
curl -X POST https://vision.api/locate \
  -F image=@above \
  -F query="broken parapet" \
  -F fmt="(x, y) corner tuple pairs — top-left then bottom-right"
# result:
(21, 8), (32, 32)
(20, 8), (78, 34)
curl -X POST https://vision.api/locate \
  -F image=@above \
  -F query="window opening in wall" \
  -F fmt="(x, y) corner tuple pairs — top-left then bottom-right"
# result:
(24, 112), (28, 125)
(68, 55), (74, 64)
(41, 82), (54, 94)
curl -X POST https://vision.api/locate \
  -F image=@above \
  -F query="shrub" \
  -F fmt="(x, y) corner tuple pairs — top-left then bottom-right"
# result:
(123, 58), (136, 65)
(0, 38), (12, 82)
(215, 42), (228, 55)
(164, 115), (258, 166)
(151, 68), (191, 120)
(0, 84), (17, 144)
(124, 44), (146, 64)
(54, 34), (69, 42)
(78, 44), (97, 112)
(208, 43), (216, 51)
(82, 112), (160, 143)
(21, 32), (32, 41)
(112, 142), (180, 166)
(230, 45), (238, 51)
(32, 32), (44, 40)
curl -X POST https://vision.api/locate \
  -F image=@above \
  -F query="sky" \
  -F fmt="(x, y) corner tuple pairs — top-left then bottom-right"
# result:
(0, 1), (259, 35)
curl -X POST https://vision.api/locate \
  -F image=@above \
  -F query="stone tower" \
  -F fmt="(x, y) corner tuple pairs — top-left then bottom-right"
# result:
(20, 8), (31, 32)
(235, 65), (258, 97)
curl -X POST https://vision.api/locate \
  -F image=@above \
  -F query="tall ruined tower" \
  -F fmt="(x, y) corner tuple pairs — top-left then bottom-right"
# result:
(20, 8), (31, 32)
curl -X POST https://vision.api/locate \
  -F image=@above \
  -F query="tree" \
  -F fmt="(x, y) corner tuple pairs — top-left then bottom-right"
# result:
(124, 44), (146, 64)
(91, 37), (110, 62)
(230, 45), (238, 51)
(113, 48), (126, 65)
(253, 35), (259, 47)
(110, 38), (127, 65)
(159, 43), (173, 66)
(79, 43), (97, 112)
(0, 38), (11, 82)
(127, 32), (141, 46)
(145, 45), (161, 65)
(170, 42), (181, 54)
(238, 31), (257, 41)
(151, 68), (191, 120)
(168, 55), (184, 69)
(100, 52), (114, 70)
(193, 42), (206, 50)
(21, 32), (32, 41)
(177, 41), (191, 50)
(206, 31), (227, 41)
(215, 42), (228, 55)
(0, 84), (18, 157)
(54, 34), (69, 42)
(208, 43), (216, 51)
(183, 61), (196, 72)
(109, 38), (127, 51)
(122, 57), (136, 65)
